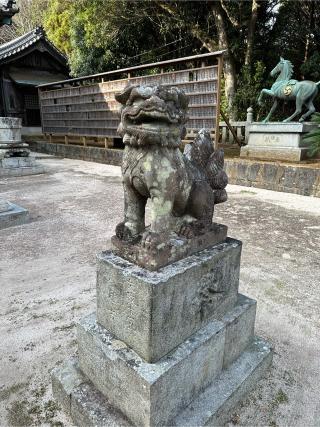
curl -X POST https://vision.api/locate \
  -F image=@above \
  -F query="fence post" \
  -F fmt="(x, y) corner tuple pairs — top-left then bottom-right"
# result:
(245, 107), (253, 144)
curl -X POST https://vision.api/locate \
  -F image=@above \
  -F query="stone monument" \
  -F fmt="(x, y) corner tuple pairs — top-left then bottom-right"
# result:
(241, 57), (319, 161)
(52, 84), (272, 426)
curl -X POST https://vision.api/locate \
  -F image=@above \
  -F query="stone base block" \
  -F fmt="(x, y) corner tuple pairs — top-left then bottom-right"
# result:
(0, 202), (29, 229)
(0, 156), (44, 177)
(97, 238), (242, 362)
(78, 312), (225, 427)
(240, 145), (308, 162)
(111, 223), (228, 271)
(52, 336), (271, 427)
(241, 121), (316, 162)
(52, 294), (257, 427)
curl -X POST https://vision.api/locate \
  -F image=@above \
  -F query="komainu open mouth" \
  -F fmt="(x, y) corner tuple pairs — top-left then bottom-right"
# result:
(123, 107), (181, 132)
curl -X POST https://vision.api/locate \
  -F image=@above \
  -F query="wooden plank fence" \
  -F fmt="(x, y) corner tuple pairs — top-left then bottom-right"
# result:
(38, 52), (225, 148)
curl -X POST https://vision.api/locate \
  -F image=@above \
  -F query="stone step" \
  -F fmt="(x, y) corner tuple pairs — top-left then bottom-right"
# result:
(174, 336), (272, 426)
(97, 238), (242, 363)
(58, 294), (256, 426)
(78, 312), (225, 427)
(52, 336), (272, 427)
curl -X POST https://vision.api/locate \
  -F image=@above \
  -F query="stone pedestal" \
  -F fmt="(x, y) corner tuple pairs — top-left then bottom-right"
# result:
(0, 199), (29, 229)
(52, 237), (272, 426)
(241, 122), (317, 162)
(0, 117), (44, 176)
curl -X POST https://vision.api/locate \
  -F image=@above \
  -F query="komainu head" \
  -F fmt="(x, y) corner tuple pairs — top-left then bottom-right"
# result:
(115, 84), (189, 147)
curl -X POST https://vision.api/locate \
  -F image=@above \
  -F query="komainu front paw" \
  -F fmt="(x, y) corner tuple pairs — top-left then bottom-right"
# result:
(178, 221), (206, 238)
(141, 231), (164, 251)
(179, 223), (195, 239)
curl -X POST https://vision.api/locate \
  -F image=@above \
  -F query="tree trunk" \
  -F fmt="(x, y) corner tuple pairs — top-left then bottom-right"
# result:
(211, 2), (237, 117)
(157, 0), (237, 116)
(303, 1), (315, 64)
(245, 0), (259, 67)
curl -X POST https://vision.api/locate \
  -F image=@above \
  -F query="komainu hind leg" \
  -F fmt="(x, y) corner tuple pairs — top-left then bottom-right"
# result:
(179, 181), (215, 238)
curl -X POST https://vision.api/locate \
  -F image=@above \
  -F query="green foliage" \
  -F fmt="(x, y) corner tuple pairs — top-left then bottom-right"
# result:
(43, 0), (73, 55)
(231, 61), (266, 120)
(11, 0), (320, 121)
(302, 113), (320, 157)
(300, 52), (320, 81)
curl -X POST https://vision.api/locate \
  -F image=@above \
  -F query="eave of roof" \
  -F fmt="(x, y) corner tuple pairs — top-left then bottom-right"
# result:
(0, 26), (67, 64)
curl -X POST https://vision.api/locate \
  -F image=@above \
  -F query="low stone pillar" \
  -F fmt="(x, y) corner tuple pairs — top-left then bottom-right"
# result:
(0, 117), (44, 176)
(246, 106), (254, 123)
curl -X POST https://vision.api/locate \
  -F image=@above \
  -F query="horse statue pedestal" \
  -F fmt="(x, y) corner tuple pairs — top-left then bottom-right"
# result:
(240, 122), (317, 162)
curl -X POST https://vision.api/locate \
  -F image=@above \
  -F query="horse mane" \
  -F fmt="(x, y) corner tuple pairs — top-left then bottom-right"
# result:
(284, 59), (294, 79)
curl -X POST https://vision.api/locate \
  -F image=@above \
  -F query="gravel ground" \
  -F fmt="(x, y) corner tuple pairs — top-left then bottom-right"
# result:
(0, 157), (319, 427)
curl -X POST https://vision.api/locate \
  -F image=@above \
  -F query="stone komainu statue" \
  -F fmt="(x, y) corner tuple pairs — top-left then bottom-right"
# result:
(115, 84), (228, 249)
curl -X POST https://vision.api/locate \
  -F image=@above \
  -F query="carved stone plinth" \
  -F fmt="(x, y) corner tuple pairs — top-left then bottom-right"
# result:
(97, 238), (240, 362)
(0, 117), (44, 176)
(52, 240), (272, 426)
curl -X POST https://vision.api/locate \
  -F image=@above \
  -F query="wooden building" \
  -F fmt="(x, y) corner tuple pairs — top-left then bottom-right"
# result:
(0, 27), (69, 125)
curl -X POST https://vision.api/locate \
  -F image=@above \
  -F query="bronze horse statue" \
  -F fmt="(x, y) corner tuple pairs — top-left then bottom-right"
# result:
(258, 57), (320, 123)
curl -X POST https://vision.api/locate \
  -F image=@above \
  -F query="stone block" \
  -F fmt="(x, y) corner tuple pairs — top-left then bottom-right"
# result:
(77, 312), (225, 427)
(240, 122), (317, 162)
(52, 356), (85, 416)
(52, 336), (272, 427)
(249, 121), (316, 135)
(0, 117), (22, 143)
(97, 238), (241, 362)
(0, 155), (44, 176)
(52, 357), (131, 426)
(112, 223), (228, 271)
(240, 146), (308, 162)
(0, 202), (29, 229)
(71, 382), (131, 427)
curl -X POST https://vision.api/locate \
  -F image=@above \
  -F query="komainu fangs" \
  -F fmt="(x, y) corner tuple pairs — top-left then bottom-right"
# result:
(115, 84), (228, 249)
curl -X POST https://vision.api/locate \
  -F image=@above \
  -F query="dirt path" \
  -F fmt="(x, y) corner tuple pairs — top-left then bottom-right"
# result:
(0, 158), (319, 426)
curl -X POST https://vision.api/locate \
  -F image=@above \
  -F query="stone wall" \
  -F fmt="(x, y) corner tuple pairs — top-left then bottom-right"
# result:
(29, 141), (320, 197)
(29, 141), (123, 166)
(225, 158), (320, 197)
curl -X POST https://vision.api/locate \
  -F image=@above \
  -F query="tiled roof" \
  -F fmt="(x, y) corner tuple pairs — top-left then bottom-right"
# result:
(0, 26), (66, 62)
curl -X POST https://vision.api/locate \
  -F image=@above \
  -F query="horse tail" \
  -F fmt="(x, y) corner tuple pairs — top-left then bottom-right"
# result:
(316, 81), (320, 86)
